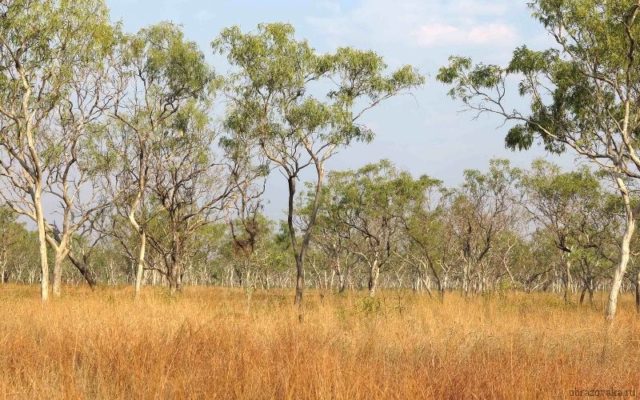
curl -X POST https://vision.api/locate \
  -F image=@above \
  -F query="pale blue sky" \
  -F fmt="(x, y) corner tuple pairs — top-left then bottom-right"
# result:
(107, 0), (575, 217)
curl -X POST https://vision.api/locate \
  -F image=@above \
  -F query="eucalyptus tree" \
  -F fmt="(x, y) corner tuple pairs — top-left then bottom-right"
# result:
(319, 160), (435, 297)
(438, 0), (640, 319)
(0, 206), (38, 284)
(521, 160), (619, 303)
(0, 207), (19, 284)
(215, 23), (424, 305)
(145, 99), (237, 293)
(220, 126), (269, 288)
(447, 159), (521, 296)
(0, 0), (116, 300)
(401, 186), (456, 300)
(311, 194), (359, 293)
(111, 22), (214, 297)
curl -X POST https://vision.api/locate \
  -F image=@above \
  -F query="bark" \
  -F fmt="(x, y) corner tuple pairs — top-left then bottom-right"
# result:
(34, 185), (49, 302)
(564, 258), (572, 304)
(287, 176), (305, 306)
(462, 262), (471, 297)
(134, 230), (146, 298)
(291, 161), (326, 308)
(52, 252), (65, 297)
(426, 260), (444, 302)
(168, 261), (183, 295)
(368, 259), (380, 297)
(0, 246), (6, 284)
(606, 177), (636, 321)
(294, 253), (305, 305)
(67, 252), (97, 289)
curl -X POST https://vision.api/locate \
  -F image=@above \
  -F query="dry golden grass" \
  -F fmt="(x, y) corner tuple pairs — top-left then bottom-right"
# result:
(0, 285), (639, 399)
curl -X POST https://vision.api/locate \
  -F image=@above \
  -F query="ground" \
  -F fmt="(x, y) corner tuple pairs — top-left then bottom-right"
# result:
(0, 285), (639, 399)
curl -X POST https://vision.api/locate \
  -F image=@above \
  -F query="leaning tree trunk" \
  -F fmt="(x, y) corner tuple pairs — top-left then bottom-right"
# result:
(134, 230), (146, 298)
(606, 177), (636, 321)
(68, 252), (97, 289)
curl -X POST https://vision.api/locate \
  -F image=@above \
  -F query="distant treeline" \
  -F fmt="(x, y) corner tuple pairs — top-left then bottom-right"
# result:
(2, 0), (640, 321)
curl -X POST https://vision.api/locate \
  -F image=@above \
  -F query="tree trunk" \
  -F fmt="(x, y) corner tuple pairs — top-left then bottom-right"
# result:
(289, 161), (325, 309)
(462, 262), (471, 297)
(52, 251), (65, 297)
(287, 176), (307, 308)
(606, 177), (636, 321)
(34, 186), (49, 302)
(294, 253), (304, 305)
(134, 230), (146, 298)
(68, 252), (97, 289)
(168, 262), (182, 295)
(564, 258), (572, 304)
(0, 250), (6, 284)
(368, 259), (380, 297)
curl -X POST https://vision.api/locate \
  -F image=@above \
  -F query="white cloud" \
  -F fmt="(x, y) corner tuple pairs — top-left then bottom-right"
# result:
(413, 23), (517, 47)
(307, 0), (522, 50)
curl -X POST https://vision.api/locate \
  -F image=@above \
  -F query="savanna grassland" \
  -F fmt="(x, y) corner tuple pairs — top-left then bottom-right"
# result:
(1, 285), (639, 399)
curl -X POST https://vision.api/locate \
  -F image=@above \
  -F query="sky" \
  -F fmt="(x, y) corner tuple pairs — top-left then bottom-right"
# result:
(107, 0), (577, 218)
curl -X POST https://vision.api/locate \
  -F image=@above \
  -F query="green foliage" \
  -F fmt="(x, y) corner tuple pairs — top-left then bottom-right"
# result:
(0, 0), (116, 122)
(437, 0), (640, 157)
(215, 22), (424, 164)
(127, 22), (215, 101)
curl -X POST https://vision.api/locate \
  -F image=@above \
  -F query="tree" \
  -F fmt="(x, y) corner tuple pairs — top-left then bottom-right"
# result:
(521, 160), (619, 304)
(111, 22), (214, 297)
(221, 122), (270, 288)
(437, 0), (640, 319)
(0, 0), (115, 300)
(318, 160), (436, 297)
(215, 23), (424, 307)
(145, 99), (235, 294)
(448, 160), (521, 296)
(401, 184), (451, 300)
(0, 205), (39, 284)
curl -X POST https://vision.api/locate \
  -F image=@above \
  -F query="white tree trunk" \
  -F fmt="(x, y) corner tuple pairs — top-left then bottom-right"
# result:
(368, 259), (380, 297)
(606, 177), (636, 321)
(52, 252), (65, 297)
(134, 230), (146, 298)
(34, 185), (49, 302)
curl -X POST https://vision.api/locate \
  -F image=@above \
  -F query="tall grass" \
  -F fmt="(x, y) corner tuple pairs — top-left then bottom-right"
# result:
(0, 285), (639, 399)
